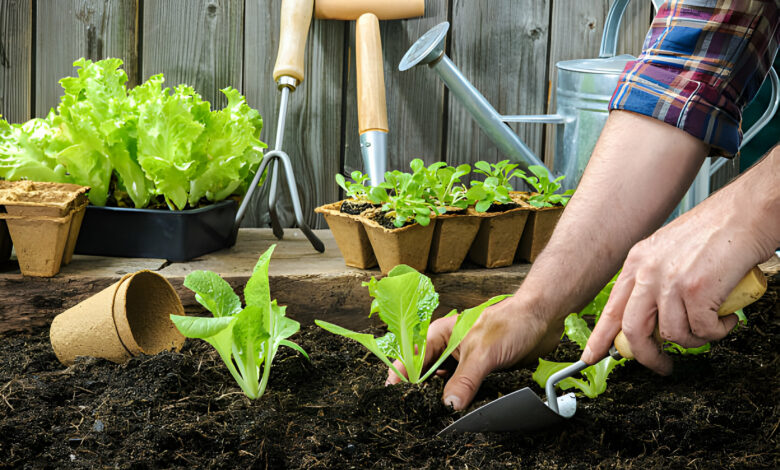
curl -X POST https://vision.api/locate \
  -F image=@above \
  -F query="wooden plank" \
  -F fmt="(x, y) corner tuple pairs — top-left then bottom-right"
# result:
(544, 0), (652, 167)
(34, 0), (139, 118)
(240, 1), (344, 230)
(0, 229), (531, 333)
(141, 0), (243, 109)
(0, 0), (33, 123)
(446, 0), (550, 186)
(342, 1), (448, 176)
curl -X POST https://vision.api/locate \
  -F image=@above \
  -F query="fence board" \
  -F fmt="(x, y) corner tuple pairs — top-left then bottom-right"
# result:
(0, 0), (32, 123)
(141, 0), (243, 109)
(544, 0), (652, 167)
(342, 0), (449, 176)
(446, 0), (550, 184)
(240, 1), (344, 230)
(34, 0), (138, 118)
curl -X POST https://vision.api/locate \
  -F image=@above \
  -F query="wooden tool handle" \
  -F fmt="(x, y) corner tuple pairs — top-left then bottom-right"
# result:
(273, 0), (314, 83)
(614, 266), (768, 360)
(356, 13), (388, 134)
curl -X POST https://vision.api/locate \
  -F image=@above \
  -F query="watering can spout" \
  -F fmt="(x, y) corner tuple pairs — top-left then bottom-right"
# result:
(399, 22), (555, 176)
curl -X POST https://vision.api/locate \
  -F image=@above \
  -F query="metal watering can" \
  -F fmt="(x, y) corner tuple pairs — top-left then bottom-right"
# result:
(400, 0), (779, 209)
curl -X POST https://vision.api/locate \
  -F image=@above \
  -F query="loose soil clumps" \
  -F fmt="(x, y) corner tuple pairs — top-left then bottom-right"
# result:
(0, 276), (778, 469)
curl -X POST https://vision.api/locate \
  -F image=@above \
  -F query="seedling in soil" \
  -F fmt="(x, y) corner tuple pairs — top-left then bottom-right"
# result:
(466, 160), (524, 212)
(368, 159), (442, 228)
(316, 264), (507, 383)
(335, 170), (371, 201)
(170, 245), (308, 399)
(423, 162), (471, 210)
(533, 273), (726, 398)
(520, 165), (575, 208)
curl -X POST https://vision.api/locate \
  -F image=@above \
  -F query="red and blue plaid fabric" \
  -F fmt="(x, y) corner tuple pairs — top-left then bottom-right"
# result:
(609, 0), (779, 156)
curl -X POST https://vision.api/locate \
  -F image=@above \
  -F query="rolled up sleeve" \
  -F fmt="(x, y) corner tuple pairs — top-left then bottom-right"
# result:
(608, 0), (780, 157)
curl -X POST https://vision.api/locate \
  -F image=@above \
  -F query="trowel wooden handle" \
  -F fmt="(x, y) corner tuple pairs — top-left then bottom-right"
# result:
(614, 266), (767, 360)
(273, 0), (314, 83)
(356, 13), (388, 134)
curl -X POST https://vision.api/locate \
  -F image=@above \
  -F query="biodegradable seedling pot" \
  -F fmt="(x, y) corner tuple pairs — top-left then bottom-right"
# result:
(468, 205), (530, 268)
(50, 270), (186, 366)
(315, 201), (377, 269)
(362, 217), (435, 274)
(516, 205), (564, 263)
(0, 181), (90, 274)
(427, 212), (481, 273)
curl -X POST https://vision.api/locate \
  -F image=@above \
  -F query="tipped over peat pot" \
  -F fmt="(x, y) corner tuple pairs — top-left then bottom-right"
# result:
(74, 200), (239, 261)
(427, 211), (481, 273)
(468, 203), (530, 268)
(315, 201), (377, 269)
(0, 181), (89, 276)
(49, 270), (185, 365)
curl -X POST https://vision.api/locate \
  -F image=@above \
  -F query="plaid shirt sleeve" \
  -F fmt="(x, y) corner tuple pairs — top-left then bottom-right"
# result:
(608, 0), (780, 157)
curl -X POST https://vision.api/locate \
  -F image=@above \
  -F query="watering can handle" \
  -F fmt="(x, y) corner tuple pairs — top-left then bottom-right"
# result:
(599, 0), (663, 58)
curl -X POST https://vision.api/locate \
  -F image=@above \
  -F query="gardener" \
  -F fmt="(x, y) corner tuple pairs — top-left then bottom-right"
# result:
(387, 0), (780, 410)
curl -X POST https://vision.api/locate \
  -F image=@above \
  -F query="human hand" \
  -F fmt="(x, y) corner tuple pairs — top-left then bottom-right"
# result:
(582, 192), (775, 374)
(385, 297), (562, 410)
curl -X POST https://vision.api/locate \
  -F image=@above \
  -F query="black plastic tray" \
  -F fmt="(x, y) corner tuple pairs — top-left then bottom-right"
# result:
(74, 200), (239, 261)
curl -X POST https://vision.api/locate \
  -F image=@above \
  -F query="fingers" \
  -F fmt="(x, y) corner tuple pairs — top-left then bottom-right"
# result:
(582, 272), (633, 364)
(442, 350), (493, 411)
(657, 291), (703, 349)
(621, 282), (673, 375)
(386, 315), (457, 386)
(685, 296), (739, 342)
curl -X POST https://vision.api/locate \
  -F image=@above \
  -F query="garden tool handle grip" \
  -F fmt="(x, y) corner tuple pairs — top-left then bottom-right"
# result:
(273, 0), (314, 84)
(356, 13), (389, 134)
(613, 266), (767, 360)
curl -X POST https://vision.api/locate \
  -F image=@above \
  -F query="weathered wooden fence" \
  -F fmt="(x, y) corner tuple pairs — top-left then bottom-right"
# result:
(3, 0), (733, 230)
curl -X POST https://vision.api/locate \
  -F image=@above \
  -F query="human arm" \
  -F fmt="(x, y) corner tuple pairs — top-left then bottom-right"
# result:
(583, 146), (779, 373)
(388, 110), (709, 409)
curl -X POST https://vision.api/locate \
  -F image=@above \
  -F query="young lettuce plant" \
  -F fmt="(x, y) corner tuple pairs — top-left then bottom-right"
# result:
(466, 160), (524, 212)
(533, 272), (730, 398)
(368, 159), (442, 227)
(315, 265), (508, 383)
(170, 245), (308, 399)
(520, 165), (575, 208)
(423, 162), (471, 210)
(335, 170), (371, 200)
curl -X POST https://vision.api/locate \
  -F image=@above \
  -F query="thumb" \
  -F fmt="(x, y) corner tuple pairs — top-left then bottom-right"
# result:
(442, 352), (492, 411)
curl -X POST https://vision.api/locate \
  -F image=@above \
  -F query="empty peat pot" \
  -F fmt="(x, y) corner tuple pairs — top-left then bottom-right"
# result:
(50, 270), (186, 365)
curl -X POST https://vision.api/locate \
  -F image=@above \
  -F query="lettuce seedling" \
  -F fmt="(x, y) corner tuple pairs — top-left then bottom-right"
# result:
(315, 265), (508, 383)
(335, 170), (371, 200)
(170, 245), (307, 399)
(368, 160), (442, 227)
(520, 165), (574, 208)
(423, 162), (471, 210)
(466, 160), (524, 212)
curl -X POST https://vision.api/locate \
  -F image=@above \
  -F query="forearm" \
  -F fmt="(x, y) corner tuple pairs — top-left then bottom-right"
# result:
(512, 111), (708, 322)
(701, 145), (780, 259)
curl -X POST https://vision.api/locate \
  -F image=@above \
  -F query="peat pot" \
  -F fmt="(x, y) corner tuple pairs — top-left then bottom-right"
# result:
(468, 205), (530, 268)
(315, 201), (377, 269)
(427, 212), (481, 273)
(362, 217), (435, 274)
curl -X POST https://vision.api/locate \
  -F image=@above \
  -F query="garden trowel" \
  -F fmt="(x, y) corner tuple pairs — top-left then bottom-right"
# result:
(439, 266), (768, 435)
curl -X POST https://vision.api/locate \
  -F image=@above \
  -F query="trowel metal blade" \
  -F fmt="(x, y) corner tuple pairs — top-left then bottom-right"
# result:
(438, 388), (577, 435)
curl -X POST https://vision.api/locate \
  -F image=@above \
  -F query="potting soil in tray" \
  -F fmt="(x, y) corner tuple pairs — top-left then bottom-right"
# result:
(1, 275), (778, 469)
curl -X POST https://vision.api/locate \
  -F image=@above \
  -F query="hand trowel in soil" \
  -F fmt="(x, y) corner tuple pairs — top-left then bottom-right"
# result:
(439, 266), (768, 435)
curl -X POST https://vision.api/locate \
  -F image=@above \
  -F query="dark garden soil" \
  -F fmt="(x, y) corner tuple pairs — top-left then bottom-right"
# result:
(339, 201), (378, 216)
(486, 202), (521, 213)
(1, 275), (778, 469)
